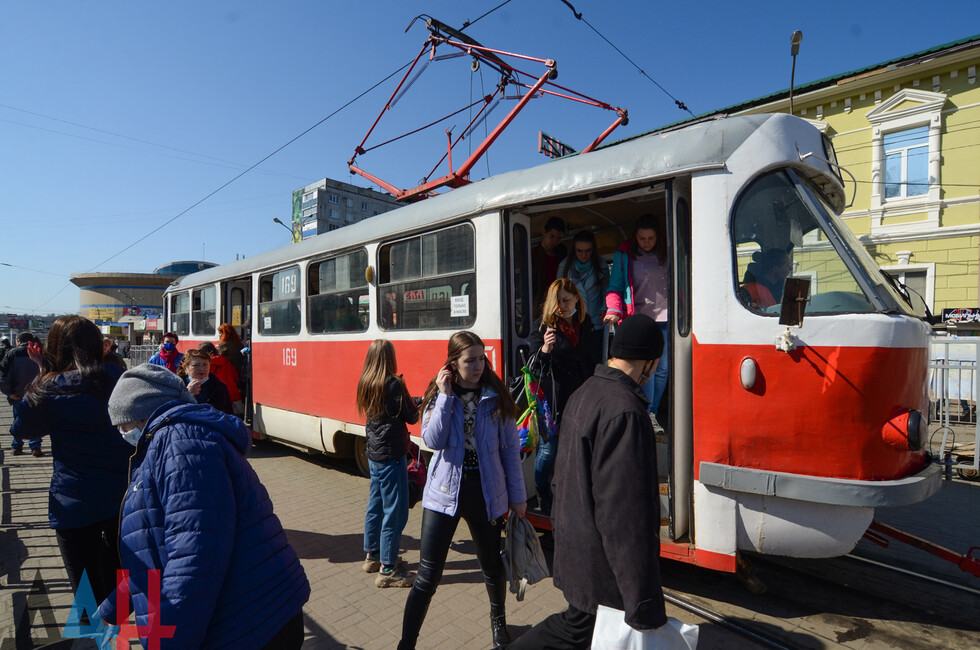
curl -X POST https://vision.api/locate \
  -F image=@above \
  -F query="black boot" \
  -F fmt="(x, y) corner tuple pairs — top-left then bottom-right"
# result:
(490, 603), (510, 648)
(398, 586), (432, 650)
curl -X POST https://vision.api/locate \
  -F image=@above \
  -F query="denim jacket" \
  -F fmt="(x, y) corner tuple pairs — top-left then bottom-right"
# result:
(421, 389), (526, 521)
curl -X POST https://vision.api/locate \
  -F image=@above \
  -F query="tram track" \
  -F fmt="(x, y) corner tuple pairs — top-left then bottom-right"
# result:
(663, 588), (801, 650)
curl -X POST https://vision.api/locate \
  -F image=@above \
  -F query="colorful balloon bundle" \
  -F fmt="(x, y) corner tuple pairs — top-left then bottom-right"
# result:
(515, 365), (556, 453)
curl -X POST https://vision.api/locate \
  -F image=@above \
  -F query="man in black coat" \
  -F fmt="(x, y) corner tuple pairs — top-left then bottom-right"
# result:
(509, 314), (666, 648)
(0, 332), (43, 455)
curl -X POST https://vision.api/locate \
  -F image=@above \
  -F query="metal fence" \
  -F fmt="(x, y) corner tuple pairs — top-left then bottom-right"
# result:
(127, 344), (159, 366)
(928, 336), (979, 477)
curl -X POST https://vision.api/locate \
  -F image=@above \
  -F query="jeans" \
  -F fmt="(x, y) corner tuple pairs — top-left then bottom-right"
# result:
(399, 471), (507, 649)
(8, 398), (41, 451)
(363, 457), (409, 567)
(534, 435), (557, 513)
(643, 321), (669, 414)
(507, 604), (596, 649)
(55, 517), (121, 605)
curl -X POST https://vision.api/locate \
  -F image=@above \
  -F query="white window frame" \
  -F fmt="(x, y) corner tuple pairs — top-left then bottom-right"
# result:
(880, 261), (935, 312)
(866, 89), (946, 235)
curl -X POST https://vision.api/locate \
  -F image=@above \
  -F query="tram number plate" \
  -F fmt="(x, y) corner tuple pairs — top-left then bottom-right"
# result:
(282, 347), (298, 367)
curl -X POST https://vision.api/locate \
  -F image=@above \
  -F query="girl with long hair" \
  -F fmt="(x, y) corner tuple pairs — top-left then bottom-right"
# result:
(528, 278), (596, 514)
(217, 322), (245, 376)
(399, 332), (526, 650)
(355, 339), (419, 588)
(604, 214), (670, 419)
(18, 315), (134, 604)
(557, 230), (608, 333)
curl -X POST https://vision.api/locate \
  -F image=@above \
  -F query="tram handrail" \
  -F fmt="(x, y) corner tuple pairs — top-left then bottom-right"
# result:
(928, 336), (979, 475)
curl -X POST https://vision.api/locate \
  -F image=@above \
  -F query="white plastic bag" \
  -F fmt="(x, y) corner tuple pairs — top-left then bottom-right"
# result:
(591, 604), (699, 650)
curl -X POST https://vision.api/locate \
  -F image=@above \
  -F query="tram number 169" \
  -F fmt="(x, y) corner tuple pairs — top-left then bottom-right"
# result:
(282, 347), (298, 367)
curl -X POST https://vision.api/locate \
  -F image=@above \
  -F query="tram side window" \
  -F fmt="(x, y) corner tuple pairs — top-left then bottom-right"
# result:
(308, 249), (369, 333)
(378, 223), (476, 330)
(191, 286), (217, 336)
(732, 171), (874, 315)
(258, 267), (301, 335)
(170, 292), (190, 337)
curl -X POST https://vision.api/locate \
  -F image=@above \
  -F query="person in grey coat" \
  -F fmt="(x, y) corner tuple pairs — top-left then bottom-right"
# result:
(508, 314), (667, 649)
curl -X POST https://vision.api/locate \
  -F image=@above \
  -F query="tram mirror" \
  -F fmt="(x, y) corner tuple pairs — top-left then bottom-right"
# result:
(779, 277), (811, 327)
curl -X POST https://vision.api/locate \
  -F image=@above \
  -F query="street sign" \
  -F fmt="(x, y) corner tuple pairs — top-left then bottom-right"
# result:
(538, 131), (577, 159)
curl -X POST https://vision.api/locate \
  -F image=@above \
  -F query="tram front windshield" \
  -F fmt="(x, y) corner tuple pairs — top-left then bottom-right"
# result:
(732, 169), (913, 317)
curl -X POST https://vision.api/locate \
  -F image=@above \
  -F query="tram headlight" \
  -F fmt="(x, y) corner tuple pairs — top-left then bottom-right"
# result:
(881, 409), (926, 452)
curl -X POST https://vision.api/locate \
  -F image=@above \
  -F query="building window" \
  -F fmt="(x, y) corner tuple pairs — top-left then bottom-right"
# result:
(345, 198), (353, 208)
(346, 213), (354, 223)
(329, 194), (339, 204)
(361, 202), (369, 211)
(865, 88), (946, 234)
(884, 126), (929, 200)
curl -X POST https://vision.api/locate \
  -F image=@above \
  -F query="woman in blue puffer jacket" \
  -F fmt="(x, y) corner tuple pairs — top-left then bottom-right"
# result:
(99, 364), (310, 649)
(17, 315), (132, 605)
(398, 331), (527, 650)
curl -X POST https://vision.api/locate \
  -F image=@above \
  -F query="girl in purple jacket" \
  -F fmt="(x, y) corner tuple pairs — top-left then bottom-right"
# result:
(398, 331), (526, 650)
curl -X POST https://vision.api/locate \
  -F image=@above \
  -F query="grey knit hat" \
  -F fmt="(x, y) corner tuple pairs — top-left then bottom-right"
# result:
(108, 363), (195, 426)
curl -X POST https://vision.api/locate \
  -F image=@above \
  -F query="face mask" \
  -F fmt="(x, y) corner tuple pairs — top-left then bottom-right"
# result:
(119, 425), (142, 447)
(163, 342), (176, 351)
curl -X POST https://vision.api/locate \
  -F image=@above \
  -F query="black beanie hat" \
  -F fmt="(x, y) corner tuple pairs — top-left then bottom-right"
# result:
(610, 314), (664, 361)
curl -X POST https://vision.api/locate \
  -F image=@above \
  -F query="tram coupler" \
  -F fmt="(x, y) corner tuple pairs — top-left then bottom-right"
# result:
(866, 520), (980, 578)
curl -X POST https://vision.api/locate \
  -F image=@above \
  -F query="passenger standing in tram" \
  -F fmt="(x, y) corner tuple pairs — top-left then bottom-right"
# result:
(527, 278), (596, 515)
(217, 322), (245, 378)
(556, 230), (608, 364)
(531, 216), (567, 318)
(604, 214), (670, 425)
(399, 331), (526, 650)
(147, 331), (183, 373)
(740, 248), (792, 310)
(177, 348), (234, 415)
(508, 314), (667, 649)
(356, 339), (419, 588)
(14, 316), (131, 604)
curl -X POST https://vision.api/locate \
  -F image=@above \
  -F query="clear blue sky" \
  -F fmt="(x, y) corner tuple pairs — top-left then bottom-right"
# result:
(1, 1), (975, 314)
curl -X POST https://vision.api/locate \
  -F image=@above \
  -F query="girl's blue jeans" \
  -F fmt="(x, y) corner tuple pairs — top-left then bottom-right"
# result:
(363, 456), (409, 567)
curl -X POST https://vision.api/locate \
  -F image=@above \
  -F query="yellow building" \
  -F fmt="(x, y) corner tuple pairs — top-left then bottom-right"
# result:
(721, 34), (980, 316)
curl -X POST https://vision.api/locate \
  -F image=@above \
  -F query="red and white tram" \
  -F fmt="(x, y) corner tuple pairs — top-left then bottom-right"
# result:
(164, 113), (940, 572)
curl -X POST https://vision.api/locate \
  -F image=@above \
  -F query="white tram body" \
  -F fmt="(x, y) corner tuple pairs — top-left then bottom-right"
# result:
(165, 114), (940, 572)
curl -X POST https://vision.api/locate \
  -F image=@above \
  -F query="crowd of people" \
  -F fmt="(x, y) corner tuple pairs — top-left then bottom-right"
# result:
(2, 215), (719, 648)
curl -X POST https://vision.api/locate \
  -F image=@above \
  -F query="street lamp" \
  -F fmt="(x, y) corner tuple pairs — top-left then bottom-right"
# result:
(789, 30), (803, 115)
(273, 217), (295, 240)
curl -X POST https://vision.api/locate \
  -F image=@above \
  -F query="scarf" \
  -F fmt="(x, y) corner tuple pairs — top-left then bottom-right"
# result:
(159, 347), (180, 372)
(556, 317), (580, 349)
(573, 258), (594, 281)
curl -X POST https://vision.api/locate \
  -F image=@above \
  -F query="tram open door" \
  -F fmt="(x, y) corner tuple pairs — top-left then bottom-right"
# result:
(222, 277), (252, 424)
(511, 177), (696, 547)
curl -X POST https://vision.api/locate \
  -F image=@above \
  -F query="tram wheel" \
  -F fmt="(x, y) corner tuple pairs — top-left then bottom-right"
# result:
(353, 436), (370, 477)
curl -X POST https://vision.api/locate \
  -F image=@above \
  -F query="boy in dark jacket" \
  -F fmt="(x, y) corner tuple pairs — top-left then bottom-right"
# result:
(509, 314), (667, 648)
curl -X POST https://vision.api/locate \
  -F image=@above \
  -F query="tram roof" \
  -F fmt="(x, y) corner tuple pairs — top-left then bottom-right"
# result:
(171, 113), (780, 290)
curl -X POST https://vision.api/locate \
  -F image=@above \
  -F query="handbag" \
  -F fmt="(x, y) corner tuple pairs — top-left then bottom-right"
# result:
(591, 605), (699, 650)
(501, 515), (551, 601)
(406, 440), (427, 509)
(511, 361), (556, 453)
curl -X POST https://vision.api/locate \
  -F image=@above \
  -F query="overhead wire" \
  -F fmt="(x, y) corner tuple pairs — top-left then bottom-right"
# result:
(557, 0), (694, 116)
(32, 59), (413, 310)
